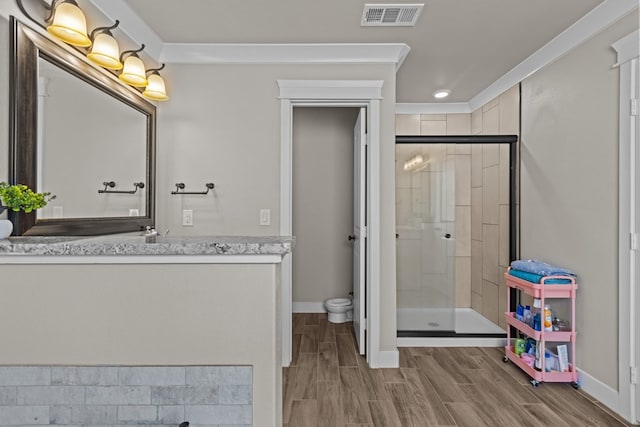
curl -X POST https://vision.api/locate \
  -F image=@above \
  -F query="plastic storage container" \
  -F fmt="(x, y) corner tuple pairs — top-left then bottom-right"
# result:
(503, 267), (579, 388)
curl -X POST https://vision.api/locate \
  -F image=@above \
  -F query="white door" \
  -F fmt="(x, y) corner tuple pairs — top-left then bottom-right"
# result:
(352, 107), (367, 355)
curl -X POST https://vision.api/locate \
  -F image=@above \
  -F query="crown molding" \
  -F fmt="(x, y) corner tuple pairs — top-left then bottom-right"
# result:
(467, 0), (639, 111)
(395, 0), (638, 115)
(87, 0), (410, 68)
(160, 43), (410, 69)
(85, 0), (636, 112)
(395, 103), (471, 114)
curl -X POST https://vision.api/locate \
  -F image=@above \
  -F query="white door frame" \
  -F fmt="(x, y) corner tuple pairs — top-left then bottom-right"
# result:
(613, 30), (639, 424)
(352, 107), (367, 355)
(278, 80), (383, 367)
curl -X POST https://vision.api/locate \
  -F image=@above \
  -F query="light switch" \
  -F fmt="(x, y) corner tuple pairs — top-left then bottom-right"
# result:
(183, 209), (193, 226)
(260, 209), (271, 226)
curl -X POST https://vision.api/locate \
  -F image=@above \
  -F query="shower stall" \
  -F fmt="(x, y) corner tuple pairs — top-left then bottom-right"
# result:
(395, 135), (517, 340)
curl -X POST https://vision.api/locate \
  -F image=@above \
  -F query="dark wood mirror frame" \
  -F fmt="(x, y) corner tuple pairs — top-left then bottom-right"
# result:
(8, 17), (156, 235)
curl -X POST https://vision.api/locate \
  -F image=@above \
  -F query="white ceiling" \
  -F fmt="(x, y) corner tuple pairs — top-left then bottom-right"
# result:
(122, 0), (605, 103)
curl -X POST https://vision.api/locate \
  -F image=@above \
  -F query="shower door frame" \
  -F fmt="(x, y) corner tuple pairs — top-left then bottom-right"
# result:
(395, 134), (519, 338)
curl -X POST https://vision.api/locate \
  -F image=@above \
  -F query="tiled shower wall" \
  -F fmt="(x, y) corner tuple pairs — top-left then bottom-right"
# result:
(0, 366), (252, 427)
(396, 84), (520, 329)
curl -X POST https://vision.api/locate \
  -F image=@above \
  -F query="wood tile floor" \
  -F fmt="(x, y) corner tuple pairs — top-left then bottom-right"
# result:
(283, 313), (633, 427)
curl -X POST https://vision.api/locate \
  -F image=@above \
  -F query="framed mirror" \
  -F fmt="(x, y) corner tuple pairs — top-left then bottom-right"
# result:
(9, 17), (156, 235)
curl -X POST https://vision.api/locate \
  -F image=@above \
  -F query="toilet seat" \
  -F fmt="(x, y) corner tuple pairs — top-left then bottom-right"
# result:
(324, 297), (354, 324)
(326, 298), (351, 306)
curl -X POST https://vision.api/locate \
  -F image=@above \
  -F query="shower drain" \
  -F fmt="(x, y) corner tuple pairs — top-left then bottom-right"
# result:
(428, 322), (440, 327)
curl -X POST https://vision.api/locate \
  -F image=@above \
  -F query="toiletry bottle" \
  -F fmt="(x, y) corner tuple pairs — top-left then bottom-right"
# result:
(543, 304), (553, 332)
(535, 340), (543, 370)
(523, 305), (531, 326)
(531, 299), (541, 330)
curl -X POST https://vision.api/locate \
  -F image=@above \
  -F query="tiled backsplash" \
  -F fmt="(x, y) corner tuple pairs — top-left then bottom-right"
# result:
(0, 366), (252, 426)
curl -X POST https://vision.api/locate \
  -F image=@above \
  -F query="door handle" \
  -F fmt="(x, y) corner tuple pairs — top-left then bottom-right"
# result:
(348, 235), (356, 241)
(444, 233), (452, 239)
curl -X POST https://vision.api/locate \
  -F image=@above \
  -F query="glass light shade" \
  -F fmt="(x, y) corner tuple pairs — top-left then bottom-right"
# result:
(119, 56), (148, 87)
(143, 74), (169, 101)
(46, 2), (91, 47)
(87, 33), (122, 70)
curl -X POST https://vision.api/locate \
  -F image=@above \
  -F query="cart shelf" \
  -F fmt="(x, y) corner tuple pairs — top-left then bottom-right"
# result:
(505, 347), (576, 383)
(505, 312), (575, 342)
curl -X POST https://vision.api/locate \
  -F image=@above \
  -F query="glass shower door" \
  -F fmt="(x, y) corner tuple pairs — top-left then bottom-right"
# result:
(396, 143), (455, 332)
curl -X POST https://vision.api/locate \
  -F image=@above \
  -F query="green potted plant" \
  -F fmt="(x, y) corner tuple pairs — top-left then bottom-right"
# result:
(0, 182), (56, 238)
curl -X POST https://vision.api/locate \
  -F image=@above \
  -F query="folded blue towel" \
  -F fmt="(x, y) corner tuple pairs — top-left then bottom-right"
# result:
(508, 268), (573, 284)
(510, 259), (575, 277)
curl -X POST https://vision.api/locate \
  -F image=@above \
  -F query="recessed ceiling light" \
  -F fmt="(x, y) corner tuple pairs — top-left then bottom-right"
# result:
(433, 89), (451, 99)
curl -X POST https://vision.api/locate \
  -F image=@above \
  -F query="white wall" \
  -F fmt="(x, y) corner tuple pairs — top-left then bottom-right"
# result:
(291, 107), (359, 305)
(520, 11), (638, 389)
(0, 263), (282, 426)
(0, 4), (399, 354)
(156, 63), (399, 351)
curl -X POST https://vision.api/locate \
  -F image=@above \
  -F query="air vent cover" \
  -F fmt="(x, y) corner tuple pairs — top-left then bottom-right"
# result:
(361, 4), (424, 26)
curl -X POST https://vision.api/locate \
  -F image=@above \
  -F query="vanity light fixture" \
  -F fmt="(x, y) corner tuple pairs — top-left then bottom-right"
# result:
(46, 0), (92, 47)
(119, 45), (148, 87)
(143, 64), (169, 101)
(87, 20), (123, 70)
(15, 0), (170, 100)
(433, 89), (451, 99)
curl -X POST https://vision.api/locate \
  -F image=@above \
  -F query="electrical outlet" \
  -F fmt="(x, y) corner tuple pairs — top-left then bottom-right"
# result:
(260, 209), (271, 226)
(129, 209), (139, 216)
(52, 206), (63, 218)
(182, 209), (193, 226)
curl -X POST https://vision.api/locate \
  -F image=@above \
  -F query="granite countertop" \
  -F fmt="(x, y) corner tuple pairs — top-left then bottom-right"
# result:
(0, 235), (294, 256)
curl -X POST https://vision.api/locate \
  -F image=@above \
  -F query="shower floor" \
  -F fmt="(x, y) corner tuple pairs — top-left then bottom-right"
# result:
(397, 307), (505, 335)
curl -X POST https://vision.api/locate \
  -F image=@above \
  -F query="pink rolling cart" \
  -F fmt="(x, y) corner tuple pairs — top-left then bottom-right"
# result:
(503, 268), (579, 388)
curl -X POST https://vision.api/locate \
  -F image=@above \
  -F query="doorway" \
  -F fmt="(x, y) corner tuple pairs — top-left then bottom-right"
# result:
(278, 80), (391, 368)
(291, 107), (359, 313)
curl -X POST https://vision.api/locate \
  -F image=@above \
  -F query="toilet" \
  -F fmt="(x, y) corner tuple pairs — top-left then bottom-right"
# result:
(324, 297), (354, 323)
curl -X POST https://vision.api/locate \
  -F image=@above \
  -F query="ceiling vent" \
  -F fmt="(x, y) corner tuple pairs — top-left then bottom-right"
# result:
(361, 4), (424, 26)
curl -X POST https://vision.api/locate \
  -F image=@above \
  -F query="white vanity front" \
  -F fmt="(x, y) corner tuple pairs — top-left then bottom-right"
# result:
(0, 235), (293, 427)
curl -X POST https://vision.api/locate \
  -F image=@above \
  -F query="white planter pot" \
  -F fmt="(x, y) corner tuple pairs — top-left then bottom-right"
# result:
(0, 219), (13, 239)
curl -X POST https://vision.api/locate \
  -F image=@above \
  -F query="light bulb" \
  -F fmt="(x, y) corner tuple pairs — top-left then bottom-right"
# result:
(87, 33), (122, 70)
(47, 2), (91, 47)
(119, 56), (148, 87)
(143, 74), (168, 101)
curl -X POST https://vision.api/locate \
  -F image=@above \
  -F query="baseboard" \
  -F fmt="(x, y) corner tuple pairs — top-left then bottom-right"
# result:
(369, 349), (400, 368)
(577, 368), (620, 415)
(292, 302), (326, 313)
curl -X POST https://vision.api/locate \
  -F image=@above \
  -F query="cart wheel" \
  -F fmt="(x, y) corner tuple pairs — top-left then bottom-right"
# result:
(502, 356), (509, 363)
(530, 380), (540, 387)
(572, 382), (580, 389)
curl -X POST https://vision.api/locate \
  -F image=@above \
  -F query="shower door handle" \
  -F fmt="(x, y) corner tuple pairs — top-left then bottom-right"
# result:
(348, 234), (356, 241)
